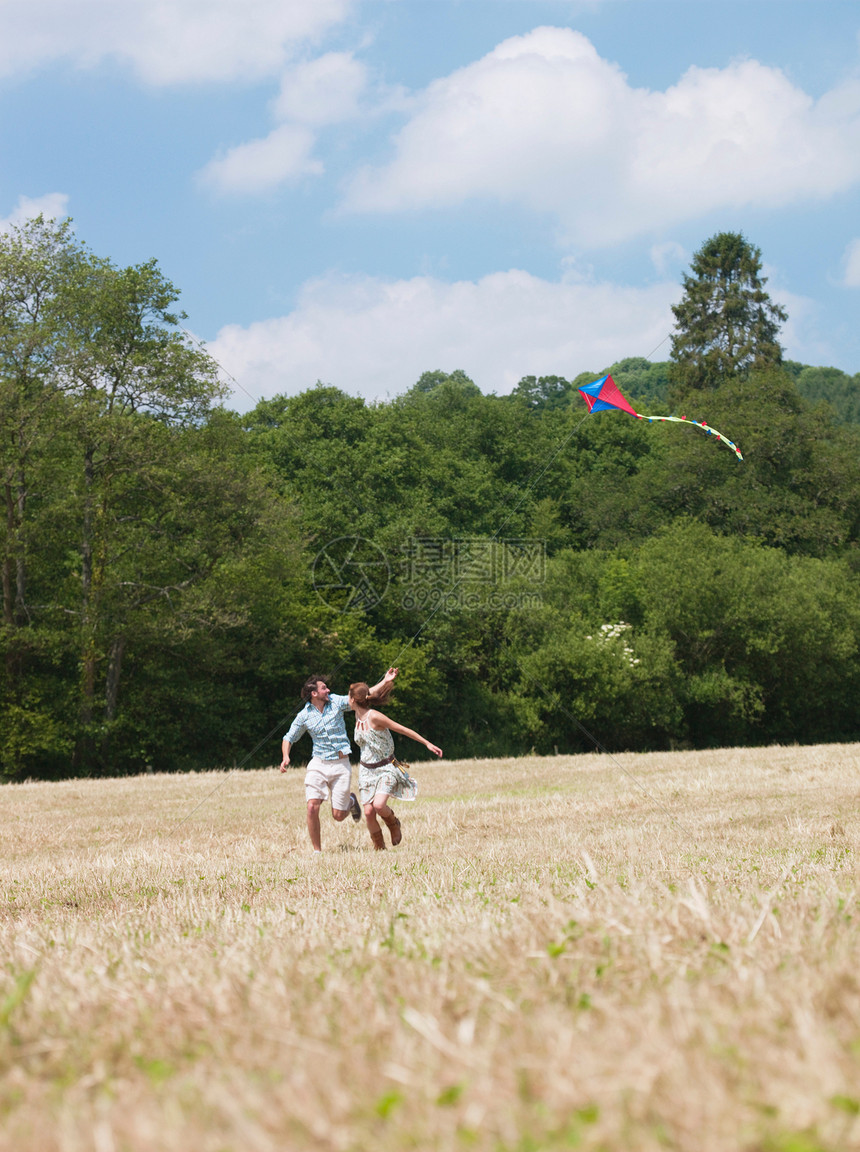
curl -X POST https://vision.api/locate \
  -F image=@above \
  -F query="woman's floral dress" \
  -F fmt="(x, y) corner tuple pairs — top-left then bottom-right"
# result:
(354, 718), (418, 805)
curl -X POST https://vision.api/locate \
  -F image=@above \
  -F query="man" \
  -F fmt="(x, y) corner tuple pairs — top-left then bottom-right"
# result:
(281, 667), (398, 852)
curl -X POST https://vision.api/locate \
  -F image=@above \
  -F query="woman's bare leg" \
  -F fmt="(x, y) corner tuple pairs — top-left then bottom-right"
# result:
(372, 793), (393, 820)
(364, 800), (386, 850)
(373, 793), (401, 845)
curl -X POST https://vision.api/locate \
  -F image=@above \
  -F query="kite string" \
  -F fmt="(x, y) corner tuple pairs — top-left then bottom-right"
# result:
(383, 350), (700, 844)
(390, 406), (593, 656)
(169, 332), (695, 843)
(384, 342), (682, 657)
(642, 332), (672, 362)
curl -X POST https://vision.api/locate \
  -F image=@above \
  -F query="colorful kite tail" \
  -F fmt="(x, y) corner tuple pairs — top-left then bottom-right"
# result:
(635, 412), (743, 461)
(576, 375), (743, 460)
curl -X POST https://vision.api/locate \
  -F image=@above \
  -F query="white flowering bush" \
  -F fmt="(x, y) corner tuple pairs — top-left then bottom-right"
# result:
(585, 621), (641, 666)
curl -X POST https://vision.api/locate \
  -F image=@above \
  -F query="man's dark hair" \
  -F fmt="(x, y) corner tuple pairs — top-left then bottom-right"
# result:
(300, 675), (328, 703)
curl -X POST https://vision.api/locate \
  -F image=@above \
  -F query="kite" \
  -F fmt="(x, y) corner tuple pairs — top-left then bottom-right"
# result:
(577, 375), (743, 461)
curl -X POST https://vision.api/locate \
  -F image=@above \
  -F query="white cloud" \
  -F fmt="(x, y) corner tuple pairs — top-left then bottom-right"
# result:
(200, 48), (396, 193)
(0, 192), (69, 230)
(200, 124), (322, 193)
(843, 239), (860, 288)
(760, 276), (824, 366)
(650, 241), (686, 276)
(0, 0), (352, 85)
(207, 268), (679, 408)
(343, 26), (860, 245)
(272, 52), (368, 126)
(201, 51), (371, 193)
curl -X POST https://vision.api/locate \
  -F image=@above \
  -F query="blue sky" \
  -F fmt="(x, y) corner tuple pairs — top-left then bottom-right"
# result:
(1, 0), (858, 408)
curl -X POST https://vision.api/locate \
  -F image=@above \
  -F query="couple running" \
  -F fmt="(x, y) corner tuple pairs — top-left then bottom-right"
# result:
(280, 667), (442, 852)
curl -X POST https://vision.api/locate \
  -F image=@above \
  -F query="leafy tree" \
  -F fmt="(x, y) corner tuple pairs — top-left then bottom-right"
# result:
(58, 257), (224, 765)
(0, 220), (314, 779)
(0, 218), (94, 770)
(409, 368), (480, 397)
(603, 358), (670, 408)
(560, 358), (860, 558)
(669, 232), (787, 396)
(509, 374), (572, 412)
(503, 548), (683, 752)
(784, 361), (860, 425)
(102, 415), (358, 775)
(632, 521), (860, 744)
(0, 218), (85, 649)
(243, 384), (371, 545)
(5, 216), (860, 778)
(503, 522), (860, 751)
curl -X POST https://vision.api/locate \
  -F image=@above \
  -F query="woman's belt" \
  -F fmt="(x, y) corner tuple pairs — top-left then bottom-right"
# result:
(360, 755), (395, 769)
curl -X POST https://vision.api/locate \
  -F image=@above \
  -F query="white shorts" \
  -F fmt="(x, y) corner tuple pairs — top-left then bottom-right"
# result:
(304, 755), (352, 810)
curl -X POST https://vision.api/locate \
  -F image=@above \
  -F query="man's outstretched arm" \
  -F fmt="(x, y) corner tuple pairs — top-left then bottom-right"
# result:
(281, 712), (307, 768)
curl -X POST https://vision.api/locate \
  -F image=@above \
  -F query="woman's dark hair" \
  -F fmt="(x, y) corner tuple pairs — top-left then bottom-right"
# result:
(349, 680), (394, 708)
(300, 675), (328, 703)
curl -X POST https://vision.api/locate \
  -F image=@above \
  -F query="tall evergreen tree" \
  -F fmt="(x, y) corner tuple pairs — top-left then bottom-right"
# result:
(669, 232), (787, 396)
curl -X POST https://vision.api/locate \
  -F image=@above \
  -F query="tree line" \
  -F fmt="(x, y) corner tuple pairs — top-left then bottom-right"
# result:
(3, 221), (860, 780)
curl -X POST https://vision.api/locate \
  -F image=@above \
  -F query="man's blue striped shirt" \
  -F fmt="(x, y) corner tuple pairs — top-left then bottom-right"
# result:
(285, 694), (352, 760)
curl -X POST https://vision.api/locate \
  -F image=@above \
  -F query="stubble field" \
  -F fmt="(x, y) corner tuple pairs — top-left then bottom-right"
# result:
(1, 745), (859, 1152)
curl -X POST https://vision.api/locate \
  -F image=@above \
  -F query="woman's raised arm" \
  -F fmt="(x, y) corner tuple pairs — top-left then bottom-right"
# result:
(370, 710), (442, 757)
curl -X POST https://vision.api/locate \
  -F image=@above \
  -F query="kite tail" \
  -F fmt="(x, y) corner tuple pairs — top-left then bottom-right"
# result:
(634, 412), (744, 461)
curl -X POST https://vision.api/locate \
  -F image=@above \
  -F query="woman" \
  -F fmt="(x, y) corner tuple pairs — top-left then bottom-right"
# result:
(349, 679), (442, 850)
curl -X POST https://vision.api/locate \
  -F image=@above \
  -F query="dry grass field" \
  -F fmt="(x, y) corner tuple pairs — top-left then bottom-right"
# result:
(1, 745), (859, 1152)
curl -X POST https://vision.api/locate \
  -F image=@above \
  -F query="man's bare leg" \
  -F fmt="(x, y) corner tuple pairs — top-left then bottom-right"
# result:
(308, 798), (352, 851)
(306, 799), (323, 850)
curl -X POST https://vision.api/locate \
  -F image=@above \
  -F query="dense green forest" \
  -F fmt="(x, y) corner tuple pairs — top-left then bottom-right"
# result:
(3, 220), (860, 780)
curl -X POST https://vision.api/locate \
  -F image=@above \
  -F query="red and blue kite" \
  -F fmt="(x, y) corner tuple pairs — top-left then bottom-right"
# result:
(578, 374), (743, 461)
